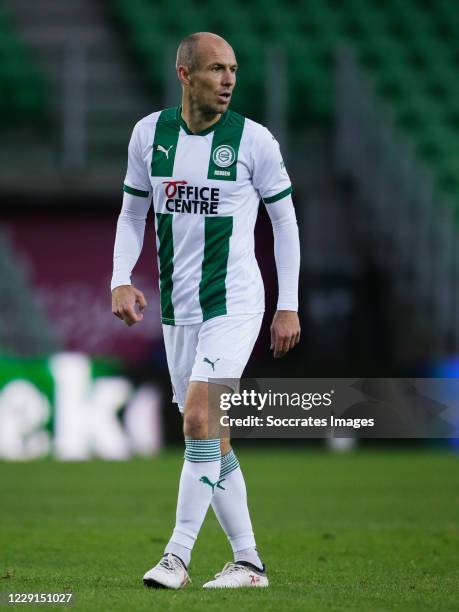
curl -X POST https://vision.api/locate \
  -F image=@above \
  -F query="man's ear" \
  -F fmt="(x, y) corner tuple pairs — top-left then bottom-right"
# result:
(177, 65), (191, 87)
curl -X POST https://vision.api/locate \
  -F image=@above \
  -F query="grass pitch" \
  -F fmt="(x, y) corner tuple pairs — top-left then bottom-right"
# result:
(1, 448), (458, 611)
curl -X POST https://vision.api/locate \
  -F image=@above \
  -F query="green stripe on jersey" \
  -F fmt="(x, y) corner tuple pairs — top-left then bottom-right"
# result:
(263, 186), (293, 204)
(151, 107), (180, 177)
(156, 213), (175, 325)
(199, 216), (233, 320)
(207, 111), (245, 181)
(123, 184), (150, 197)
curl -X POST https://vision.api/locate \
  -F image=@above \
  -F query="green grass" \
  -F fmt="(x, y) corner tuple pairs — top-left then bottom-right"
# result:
(1, 449), (458, 611)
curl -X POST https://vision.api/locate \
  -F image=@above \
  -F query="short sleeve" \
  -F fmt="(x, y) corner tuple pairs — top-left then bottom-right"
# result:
(252, 127), (292, 204)
(123, 122), (152, 198)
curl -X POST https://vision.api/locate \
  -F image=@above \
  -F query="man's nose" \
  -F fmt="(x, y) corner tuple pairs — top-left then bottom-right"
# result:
(222, 68), (235, 86)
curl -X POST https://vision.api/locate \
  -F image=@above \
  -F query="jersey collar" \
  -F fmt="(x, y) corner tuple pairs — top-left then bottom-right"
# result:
(176, 105), (229, 136)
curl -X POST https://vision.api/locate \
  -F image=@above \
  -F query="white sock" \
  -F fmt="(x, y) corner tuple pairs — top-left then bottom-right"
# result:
(164, 438), (221, 567)
(234, 547), (264, 569)
(211, 449), (263, 570)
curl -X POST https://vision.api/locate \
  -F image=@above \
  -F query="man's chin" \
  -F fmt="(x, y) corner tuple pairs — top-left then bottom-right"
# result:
(212, 99), (231, 113)
(216, 101), (230, 113)
(201, 101), (230, 117)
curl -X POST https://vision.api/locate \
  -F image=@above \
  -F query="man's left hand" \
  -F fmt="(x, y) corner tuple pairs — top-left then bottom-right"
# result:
(270, 310), (301, 359)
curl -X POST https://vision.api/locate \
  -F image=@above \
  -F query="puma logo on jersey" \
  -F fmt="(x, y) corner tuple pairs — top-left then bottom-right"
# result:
(156, 144), (174, 159)
(199, 476), (226, 492)
(203, 357), (220, 371)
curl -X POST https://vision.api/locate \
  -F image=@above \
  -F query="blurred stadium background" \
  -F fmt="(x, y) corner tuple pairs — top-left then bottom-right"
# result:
(1, 2), (459, 608)
(0, 0), (459, 458)
(1, 0), (458, 456)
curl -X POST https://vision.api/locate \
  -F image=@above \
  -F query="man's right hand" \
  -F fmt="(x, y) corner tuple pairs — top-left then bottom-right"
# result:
(112, 285), (147, 326)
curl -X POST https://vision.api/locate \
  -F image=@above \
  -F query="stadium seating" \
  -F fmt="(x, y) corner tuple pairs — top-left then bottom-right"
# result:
(112, 0), (459, 200)
(0, 7), (48, 125)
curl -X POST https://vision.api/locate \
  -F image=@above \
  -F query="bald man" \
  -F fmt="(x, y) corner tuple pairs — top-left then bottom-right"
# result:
(111, 32), (300, 589)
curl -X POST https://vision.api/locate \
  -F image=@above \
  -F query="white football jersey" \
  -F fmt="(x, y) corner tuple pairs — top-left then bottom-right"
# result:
(124, 106), (292, 325)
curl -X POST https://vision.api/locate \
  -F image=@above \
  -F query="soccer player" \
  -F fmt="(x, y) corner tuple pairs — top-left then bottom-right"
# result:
(111, 32), (300, 589)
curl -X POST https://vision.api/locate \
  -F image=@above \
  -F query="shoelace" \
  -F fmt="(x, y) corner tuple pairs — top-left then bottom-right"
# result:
(159, 554), (184, 572)
(214, 562), (246, 578)
(158, 554), (192, 583)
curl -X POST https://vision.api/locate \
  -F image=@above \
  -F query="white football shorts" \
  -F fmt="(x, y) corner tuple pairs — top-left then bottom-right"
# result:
(162, 313), (263, 412)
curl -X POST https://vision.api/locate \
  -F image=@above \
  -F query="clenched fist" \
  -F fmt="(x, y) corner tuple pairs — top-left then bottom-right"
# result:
(112, 285), (147, 326)
(270, 310), (301, 358)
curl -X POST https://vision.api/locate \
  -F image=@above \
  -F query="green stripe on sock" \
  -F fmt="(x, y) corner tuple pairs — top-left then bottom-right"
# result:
(221, 458), (239, 477)
(156, 212), (175, 324)
(151, 107), (180, 177)
(199, 216), (233, 321)
(184, 439), (221, 463)
(220, 450), (240, 478)
(185, 457), (221, 463)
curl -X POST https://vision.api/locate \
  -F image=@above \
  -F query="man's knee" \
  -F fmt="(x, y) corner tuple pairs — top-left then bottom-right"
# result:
(183, 407), (208, 438)
(183, 381), (209, 439)
(183, 381), (231, 440)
